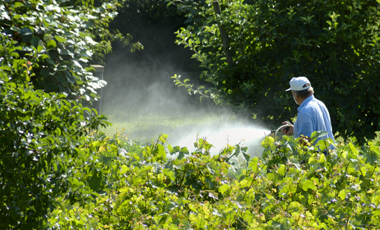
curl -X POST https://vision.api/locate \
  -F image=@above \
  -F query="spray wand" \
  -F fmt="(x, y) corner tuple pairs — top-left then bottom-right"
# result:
(274, 123), (293, 137)
(267, 122), (293, 138)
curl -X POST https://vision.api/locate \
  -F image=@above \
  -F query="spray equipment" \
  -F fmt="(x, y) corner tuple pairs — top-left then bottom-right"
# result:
(265, 122), (293, 138)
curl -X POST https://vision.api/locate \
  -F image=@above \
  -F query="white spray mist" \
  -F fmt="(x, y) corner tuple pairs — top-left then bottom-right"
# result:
(101, 52), (272, 158)
(174, 122), (271, 157)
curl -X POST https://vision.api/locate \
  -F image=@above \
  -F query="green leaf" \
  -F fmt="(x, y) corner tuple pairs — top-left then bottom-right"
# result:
(278, 164), (286, 176)
(338, 189), (346, 200)
(153, 144), (166, 161)
(302, 179), (317, 191)
(163, 168), (175, 181)
(178, 152), (185, 160)
(13, 2), (24, 8)
(349, 142), (358, 156)
(219, 184), (230, 195)
(46, 58), (55, 65)
(164, 202), (177, 213)
(99, 152), (116, 168)
(20, 27), (33, 36)
(54, 36), (67, 43)
(37, 45), (45, 53)
(318, 153), (326, 163)
(120, 165), (129, 174)
(249, 157), (259, 173)
(239, 179), (250, 188)
(242, 151), (250, 162)
(46, 39), (57, 49)
(288, 201), (303, 213)
(64, 70), (76, 84)
(371, 191), (380, 204)
(310, 131), (327, 143)
(22, 35), (33, 43)
(262, 136), (276, 151)
(167, 144), (175, 154)
(87, 170), (104, 191)
(180, 147), (189, 154)
(316, 140), (329, 152)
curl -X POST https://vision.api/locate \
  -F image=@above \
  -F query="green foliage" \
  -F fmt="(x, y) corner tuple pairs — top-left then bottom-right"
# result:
(106, 0), (191, 67)
(0, 0), (141, 100)
(2, 0), (380, 228)
(170, 0), (380, 142)
(47, 128), (380, 229)
(114, 0), (181, 27)
(0, 33), (111, 228)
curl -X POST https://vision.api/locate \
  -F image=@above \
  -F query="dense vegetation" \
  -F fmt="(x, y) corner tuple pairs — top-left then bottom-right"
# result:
(1, 0), (380, 229)
(170, 0), (380, 143)
(47, 133), (380, 229)
(0, 0), (135, 227)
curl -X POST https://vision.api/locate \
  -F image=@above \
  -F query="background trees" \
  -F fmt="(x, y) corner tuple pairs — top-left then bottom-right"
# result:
(0, 0), (135, 227)
(170, 0), (380, 143)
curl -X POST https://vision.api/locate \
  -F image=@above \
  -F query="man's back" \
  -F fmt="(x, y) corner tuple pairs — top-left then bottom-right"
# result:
(294, 95), (335, 145)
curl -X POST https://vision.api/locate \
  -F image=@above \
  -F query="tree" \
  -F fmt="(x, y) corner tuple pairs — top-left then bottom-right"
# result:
(0, 0), (140, 100)
(170, 0), (380, 142)
(0, 0), (139, 227)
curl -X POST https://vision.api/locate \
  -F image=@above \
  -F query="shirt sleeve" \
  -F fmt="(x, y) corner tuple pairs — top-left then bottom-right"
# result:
(295, 112), (313, 138)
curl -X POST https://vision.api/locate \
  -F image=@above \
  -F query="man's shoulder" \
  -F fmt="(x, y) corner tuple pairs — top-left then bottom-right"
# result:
(312, 97), (328, 108)
(298, 105), (314, 117)
(300, 98), (323, 112)
(307, 96), (326, 107)
(301, 97), (329, 117)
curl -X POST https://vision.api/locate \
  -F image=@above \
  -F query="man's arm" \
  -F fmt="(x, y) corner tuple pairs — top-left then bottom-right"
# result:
(295, 112), (313, 139)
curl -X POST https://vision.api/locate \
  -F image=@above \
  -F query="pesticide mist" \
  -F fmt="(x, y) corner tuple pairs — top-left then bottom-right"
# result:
(100, 46), (270, 157)
(175, 123), (271, 156)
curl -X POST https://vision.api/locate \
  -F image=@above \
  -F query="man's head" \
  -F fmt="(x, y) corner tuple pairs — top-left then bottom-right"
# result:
(286, 76), (314, 105)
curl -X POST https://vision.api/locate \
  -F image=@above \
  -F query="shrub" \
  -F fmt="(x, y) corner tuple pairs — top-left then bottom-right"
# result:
(0, 0), (140, 99)
(48, 131), (380, 229)
(170, 0), (380, 143)
(0, 33), (110, 228)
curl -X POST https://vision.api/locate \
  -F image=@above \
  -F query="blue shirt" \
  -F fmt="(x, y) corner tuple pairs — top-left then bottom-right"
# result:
(294, 95), (335, 147)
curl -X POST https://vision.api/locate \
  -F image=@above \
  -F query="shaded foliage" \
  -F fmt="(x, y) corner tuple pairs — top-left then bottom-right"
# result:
(106, 0), (199, 74)
(170, 0), (380, 143)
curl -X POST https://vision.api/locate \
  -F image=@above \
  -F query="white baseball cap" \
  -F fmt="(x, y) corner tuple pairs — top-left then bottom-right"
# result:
(285, 76), (311, 91)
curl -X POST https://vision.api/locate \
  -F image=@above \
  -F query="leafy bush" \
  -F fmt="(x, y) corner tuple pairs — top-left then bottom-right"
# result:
(0, 0), (144, 228)
(170, 0), (380, 143)
(48, 130), (380, 229)
(0, 33), (111, 228)
(0, 0), (140, 99)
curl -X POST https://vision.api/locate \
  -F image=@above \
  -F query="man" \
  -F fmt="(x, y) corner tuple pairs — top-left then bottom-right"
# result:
(282, 76), (335, 148)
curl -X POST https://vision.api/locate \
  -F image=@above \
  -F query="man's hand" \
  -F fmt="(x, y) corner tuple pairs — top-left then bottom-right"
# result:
(281, 121), (294, 135)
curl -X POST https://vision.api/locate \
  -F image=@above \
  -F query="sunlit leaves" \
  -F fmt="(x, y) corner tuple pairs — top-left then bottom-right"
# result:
(249, 156), (259, 173)
(46, 131), (380, 229)
(0, 32), (113, 228)
(301, 179), (317, 191)
(1, 0), (141, 101)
